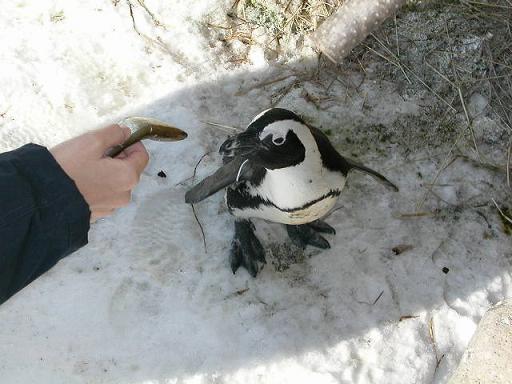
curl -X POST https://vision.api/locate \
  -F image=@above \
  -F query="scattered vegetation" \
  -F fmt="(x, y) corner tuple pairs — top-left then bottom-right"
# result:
(203, 0), (511, 225)
(232, 0), (341, 35)
(50, 10), (65, 22)
(349, 1), (511, 216)
(205, 0), (341, 60)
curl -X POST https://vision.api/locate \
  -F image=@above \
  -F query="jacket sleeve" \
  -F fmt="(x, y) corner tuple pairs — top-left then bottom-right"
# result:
(0, 144), (91, 304)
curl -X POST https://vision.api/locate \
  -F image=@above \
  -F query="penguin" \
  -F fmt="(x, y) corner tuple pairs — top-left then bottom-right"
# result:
(185, 108), (398, 277)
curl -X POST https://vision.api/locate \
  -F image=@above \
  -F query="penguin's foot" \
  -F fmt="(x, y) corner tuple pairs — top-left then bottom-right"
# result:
(286, 219), (336, 249)
(230, 220), (266, 277)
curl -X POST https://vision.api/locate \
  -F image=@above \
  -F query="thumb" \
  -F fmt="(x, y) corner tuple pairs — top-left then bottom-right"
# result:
(120, 142), (149, 175)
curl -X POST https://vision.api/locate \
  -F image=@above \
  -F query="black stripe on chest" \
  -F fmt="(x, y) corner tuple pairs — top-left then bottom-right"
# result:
(226, 185), (341, 213)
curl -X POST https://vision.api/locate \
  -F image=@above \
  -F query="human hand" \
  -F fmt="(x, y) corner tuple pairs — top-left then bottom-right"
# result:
(50, 124), (149, 222)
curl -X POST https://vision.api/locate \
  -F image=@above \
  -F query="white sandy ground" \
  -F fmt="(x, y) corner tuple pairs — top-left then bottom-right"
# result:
(0, 1), (511, 383)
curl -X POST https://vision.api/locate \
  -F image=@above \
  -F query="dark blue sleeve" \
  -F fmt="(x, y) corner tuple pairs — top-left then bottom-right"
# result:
(0, 144), (91, 304)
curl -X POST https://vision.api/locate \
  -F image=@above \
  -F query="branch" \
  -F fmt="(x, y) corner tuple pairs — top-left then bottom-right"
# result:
(311, 0), (407, 63)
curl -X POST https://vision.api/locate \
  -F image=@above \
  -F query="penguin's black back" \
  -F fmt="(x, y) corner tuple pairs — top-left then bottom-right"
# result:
(307, 125), (352, 175)
(245, 108), (304, 134)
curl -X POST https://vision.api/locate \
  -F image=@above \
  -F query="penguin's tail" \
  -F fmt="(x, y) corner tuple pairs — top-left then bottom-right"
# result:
(346, 159), (399, 192)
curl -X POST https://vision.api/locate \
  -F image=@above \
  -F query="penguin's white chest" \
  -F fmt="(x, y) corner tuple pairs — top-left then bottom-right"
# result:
(229, 190), (340, 225)
(229, 161), (346, 225)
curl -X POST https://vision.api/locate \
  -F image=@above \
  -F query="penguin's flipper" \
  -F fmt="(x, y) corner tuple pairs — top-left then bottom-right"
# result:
(346, 158), (399, 192)
(185, 157), (254, 204)
(230, 220), (266, 277)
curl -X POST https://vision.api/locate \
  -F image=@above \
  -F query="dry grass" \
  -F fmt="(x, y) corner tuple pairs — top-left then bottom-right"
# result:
(203, 0), (512, 218)
(233, 0), (342, 34)
(340, 0), (512, 215)
(205, 0), (342, 59)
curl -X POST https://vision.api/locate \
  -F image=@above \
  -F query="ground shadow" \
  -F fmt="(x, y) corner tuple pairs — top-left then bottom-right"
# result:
(0, 56), (510, 384)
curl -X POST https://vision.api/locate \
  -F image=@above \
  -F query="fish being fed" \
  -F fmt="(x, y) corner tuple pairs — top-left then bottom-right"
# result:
(185, 108), (398, 277)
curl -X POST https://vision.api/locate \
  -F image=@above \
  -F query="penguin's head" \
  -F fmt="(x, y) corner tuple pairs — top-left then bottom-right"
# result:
(242, 108), (315, 170)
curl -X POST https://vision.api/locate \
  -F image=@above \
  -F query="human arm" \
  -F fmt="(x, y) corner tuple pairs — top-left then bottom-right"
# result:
(0, 125), (148, 304)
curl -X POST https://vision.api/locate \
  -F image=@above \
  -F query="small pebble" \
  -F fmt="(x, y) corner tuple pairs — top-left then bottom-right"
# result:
(442, 267), (450, 274)
(157, 170), (167, 178)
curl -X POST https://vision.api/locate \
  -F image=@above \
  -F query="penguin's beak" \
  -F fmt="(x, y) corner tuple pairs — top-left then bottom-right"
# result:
(219, 131), (261, 157)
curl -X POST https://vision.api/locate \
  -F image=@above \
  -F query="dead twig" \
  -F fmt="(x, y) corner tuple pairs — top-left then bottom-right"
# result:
(201, 120), (242, 133)
(382, 47), (455, 111)
(224, 287), (250, 300)
(372, 290), (384, 305)
(125, 0), (197, 70)
(270, 79), (300, 107)
(191, 204), (207, 254)
(456, 154), (507, 173)
(466, 1), (512, 9)
(175, 151), (213, 186)
(235, 74), (297, 96)
(507, 140), (511, 189)
(491, 198), (512, 225)
(397, 211), (437, 218)
(425, 60), (482, 161)
(428, 316), (444, 374)
(416, 132), (464, 212)
(126, 0), (141, 35)
(193, 152), (213, 179)
(369, 33), (411, 84)
(444, 23), (482, 161)
(435, 354), (446, 372)
(136, 0), (165, 28)
(189, 151), (215, 254)
(186, 152), (216, 254)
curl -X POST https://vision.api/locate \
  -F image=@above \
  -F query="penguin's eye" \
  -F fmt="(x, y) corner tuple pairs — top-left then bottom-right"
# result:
(272, 137), (285, 146)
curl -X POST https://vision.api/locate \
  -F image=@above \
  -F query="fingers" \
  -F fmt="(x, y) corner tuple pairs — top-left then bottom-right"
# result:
(92, 124), (131, 153)
(88, 130), (149, 222)
(121, 142), (149, 175)
(102, 142), (149, 191)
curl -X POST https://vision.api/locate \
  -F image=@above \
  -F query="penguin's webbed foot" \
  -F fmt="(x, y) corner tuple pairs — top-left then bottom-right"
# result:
(286, 219), (336, 249)
(230, 220), (266, 277)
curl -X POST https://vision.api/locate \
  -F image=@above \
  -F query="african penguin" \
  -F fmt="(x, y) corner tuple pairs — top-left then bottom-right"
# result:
(185, 108), (398, 277)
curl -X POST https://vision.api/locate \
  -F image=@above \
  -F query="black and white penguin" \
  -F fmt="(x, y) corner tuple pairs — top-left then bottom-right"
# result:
(185, 108), (398, 277)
